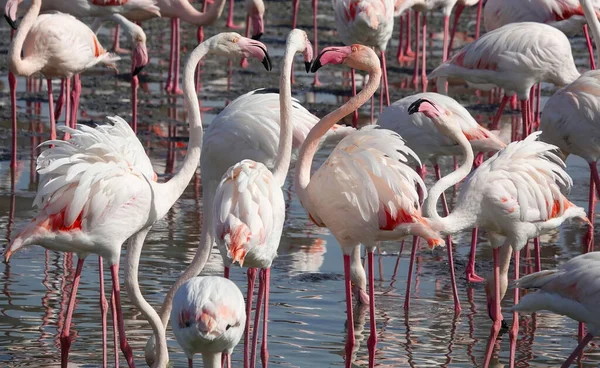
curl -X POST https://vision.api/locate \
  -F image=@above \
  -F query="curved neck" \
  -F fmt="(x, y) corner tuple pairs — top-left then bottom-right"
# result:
(582, 0), (600, 66)
(202, 352), (222, 368)
(91, 14), (140, 40)
(272, 39), (301, 186)
(424, 132), (474, 228)
(9, 0), (45, 76)
(176, 0), (227, 25)
(295, 65), (381, 209)
(154, 39), (211, 217)
(124, 227), (168, 368)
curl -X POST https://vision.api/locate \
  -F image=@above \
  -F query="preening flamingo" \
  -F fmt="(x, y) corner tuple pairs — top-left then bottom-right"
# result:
(484, 0), (600, 69)
(301, 45), (445, 368)
(429, 21), (580, 139)
(171, 276), (246, 368)
(213, 29), (313, 368)
(378, 92), (506, 312)
(6, 32), (272, 368)
(513, 252), (600, 368)
(408, 98), (589, 366)
(333, 0), (394, 124)
(5, 0), (119, 171)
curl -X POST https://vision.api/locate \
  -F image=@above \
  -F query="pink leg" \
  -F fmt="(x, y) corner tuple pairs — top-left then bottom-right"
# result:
(562, 333), (594, 368)
(535, 84), (541, 130)
(421, 13), (428, 92)
(351, 69), (358, 127)
(189, 358), (194, 368)
(533, 237), (541, 272)
(448, 5), (465, 55)
(442, 15), (450, 62)
(244, 268), (257, 368)
(55, 79), (65, 123)
(405, 12), (414, 57)
(586, 164), (597, 253)
(227, 354), (231, 368)
(312, 0), (321, 86)
(70, 75), (81, 128)
(250, 269), (265, 368)
(591, 162), (600, 200)
(584, 25), (596, 70)
(240, 15), (251, 68)
(413, 11), (420, 88)
(46, 79), (57, 140)
(98, 256), (108, 368)
(260, 268), (270, 367)
(110, 289), (119, 368)
(131, 75), (139, 133)
(343, 254), (355, 368)
(491, 95), (508, 129)
(166, 19), (176, 93)
(509, 250), (520, 366)
(380, 50), (390, 107)
(483, 247), (503, 368)
(172, 18), (183, 95)
(224, 266), (230, 279)
(109, 264), (135, 368)
(9, 72), (17, 170)
(466, 228), (484, 282)
(520, 99), (529, 140)
(396, 14), (406, 63)
(60, 257), (85, 368)
(226, 0), (242, 28)
(475, 0), (483, 39)
(291, 0), (299, 29)
(63, 78), (71, 140)
(367, 251), (377, 366)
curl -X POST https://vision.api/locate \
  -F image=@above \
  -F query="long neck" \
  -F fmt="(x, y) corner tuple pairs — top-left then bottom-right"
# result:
(202, 352), (222, 368)
(9, 0), (45, 76)
(271, 41), (299, 186)
(154, 40), (210, 217)
(176, 0), (227, 25)
(295, 65), (381, 209)
(582, 0), (600, 65)
(424, 132), (474, 232)
(124, 227), (168, 368)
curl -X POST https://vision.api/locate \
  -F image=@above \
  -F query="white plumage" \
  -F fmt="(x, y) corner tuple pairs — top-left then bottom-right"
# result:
(333, 0), (395, 51)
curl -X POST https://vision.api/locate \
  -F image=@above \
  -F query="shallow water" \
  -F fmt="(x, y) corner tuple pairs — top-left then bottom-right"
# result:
(0, 1), (599, 367)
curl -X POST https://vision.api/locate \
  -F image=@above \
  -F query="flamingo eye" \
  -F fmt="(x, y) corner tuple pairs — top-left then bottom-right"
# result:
(351, 46), (358, 52)
(232, 37), (239, 43)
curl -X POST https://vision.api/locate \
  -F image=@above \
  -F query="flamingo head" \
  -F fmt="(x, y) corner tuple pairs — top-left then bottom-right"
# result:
(408, 98), (464, 141)
(132, 36), (148, 77)
(288, 29), (314, 73)
(214, 33), (272, 71)
(247, 0), (265, 41)
(311, 44), (379, 73)
(4, 0), (21, 30)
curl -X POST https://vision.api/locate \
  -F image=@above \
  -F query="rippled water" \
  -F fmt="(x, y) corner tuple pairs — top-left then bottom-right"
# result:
(1, 2), (600, 367)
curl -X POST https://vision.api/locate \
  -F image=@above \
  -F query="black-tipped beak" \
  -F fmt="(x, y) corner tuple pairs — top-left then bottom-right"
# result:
(304, 61), (312, 73)
(261, 47), (272, 71)
(251, 33), (263, 41)
(310, 58), (322, 73)
(5, 13), (16, 30)
(408, 98), (433, 115)
(132, 65), (144, 77)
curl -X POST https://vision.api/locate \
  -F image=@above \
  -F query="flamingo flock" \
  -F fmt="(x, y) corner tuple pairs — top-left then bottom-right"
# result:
(3, 0), (600, 367)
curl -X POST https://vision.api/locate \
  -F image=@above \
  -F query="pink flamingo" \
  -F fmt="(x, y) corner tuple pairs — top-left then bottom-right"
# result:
(291, 0), (321, 85)
(484, 0), (600, 69)
(378, 92), (506, 313)
(5, 0), (119, 170)
(408, 98), (589, 366)
(333, 0), (394, 125)
(239, 0), (265, 67)
(301, 45), (445, 367)
(6, 32), (272, 368)
(171, 276), (246, 368)
(513, 251), (600, 368)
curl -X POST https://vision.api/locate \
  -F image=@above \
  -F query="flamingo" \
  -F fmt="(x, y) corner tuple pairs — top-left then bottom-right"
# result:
(394, 0), (459, 90)
(290, 0), (321, 85)
(5, 32), (272, 368)
(171, 276), (246, 368)
(448, 0), (481, 53)
(300, 45), (445, 367)
(513, 251), (600, 368)
(333, 0), (394, 125)
(239, 0), (264, 67)
(484, 0), (600, 69)
(212, 29), (313, 368)
(408, 97), (589, 366)
(5, 0), (120, 174)
(378, 92), (506, 312)
(429, 21), (580, 140)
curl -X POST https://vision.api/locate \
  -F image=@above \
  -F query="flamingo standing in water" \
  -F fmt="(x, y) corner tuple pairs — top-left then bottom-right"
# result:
(6, 32), (272, 368)
(408, 98), (589, 366)
(513, 251), (600, 368)
(300, 45), (445, 367)
(333, 0), (394, 125)
(171, 276), (246, 368)
(378, 92), (506, 313)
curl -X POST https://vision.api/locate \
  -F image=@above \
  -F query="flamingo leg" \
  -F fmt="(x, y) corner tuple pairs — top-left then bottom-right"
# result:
(9, 72), (17, 170)
(224, 266), (230, 279)
(250, 269), (265, 368)
(244, 268), (257, 368)
(172, 18), (182, 95)
(520, 99), (529, 140)
(584, 25), (596, 70)
(291, 0), (299, 29)
(240, 15), (251, 68)
(590, 161), (600, 201)
(442, 15), (450, 62)
(533, 237), (541, 272)
(380, 50), (390, 107)
(351, 68), (358, 127)
(227, 353), (232, 368)
(188, 358), (194, 368)
(413, 11), (420, 88)
(132, 71), (139, 132)
(466, 228), (484, 282)
(491, 95), (510, 130)
(475, 0), (483, 39)
(260, 268), (270, 367)
(396, 14), (405, 63)
(509, 250), (520, 367)
(166, 19), (176, 93)
(586, 163), (597, 253)
(421, 13), (428, 92)
(226, 0), (242, 28)
(63, 78), (71, 140)
(46, 79), (57, 140)
(312, 0), (321, 86)
(343, 254), (355, 368)
(70, 75), (81, 128)
(55, 79), (65, 122)
(98, 256), (108, 368)
(110, 288), (119, 368)
(367, 251), (377, 367)
(562, 333), (594, 368)
(405, 12), (414, 57)
(483, 247), (503, 368)
(448, 4), (464, 55)
(60, 257), (84, 368)
(535, 84), (541, 129)
(109, 263), (135, 368)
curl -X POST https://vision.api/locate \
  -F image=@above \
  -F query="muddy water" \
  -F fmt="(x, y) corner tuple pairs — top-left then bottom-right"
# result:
(0, 1), (599, 367)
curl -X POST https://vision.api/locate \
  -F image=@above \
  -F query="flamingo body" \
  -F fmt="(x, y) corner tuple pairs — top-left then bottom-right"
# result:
(334, 0), (395, 51)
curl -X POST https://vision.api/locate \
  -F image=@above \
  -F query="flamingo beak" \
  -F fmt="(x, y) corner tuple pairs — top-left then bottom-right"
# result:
(4, 0), (18, 30)
(310, 46), (353, 73)
(238, 37), (272, 71)
(303, 40), (314, 73)
(131, 42), (148, 77)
